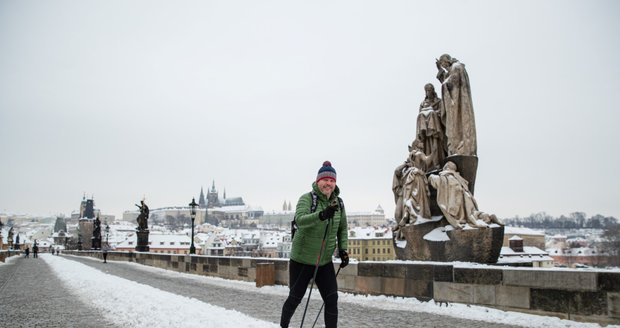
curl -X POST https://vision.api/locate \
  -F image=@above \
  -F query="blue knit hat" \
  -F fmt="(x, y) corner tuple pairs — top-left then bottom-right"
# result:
(316, 161), (337, 182)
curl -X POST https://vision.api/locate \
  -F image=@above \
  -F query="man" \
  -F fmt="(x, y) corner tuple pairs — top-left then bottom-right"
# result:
(280, 161), (349, 328)
(436, 54), (477, 156)
(33, 241), (39, 258)
(102, 244), (109, 263)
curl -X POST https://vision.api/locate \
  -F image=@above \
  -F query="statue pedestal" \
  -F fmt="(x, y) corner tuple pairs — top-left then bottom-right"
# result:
(393, 218), (504, 263)
(91, 237), (101, 250)
(135, 230), (150, 252)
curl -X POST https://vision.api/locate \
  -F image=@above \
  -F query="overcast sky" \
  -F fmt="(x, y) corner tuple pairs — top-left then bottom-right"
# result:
(1, 0), (619, 220)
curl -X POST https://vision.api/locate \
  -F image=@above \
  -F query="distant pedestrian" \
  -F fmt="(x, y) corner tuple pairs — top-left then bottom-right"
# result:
(280, 161), (349, 328)
(56, 247), (60, 255)
(33, 244), (39, 258)
(102, 245), (109, 263)
(51, 248), (55, 255)
(24, 247), (30, 258)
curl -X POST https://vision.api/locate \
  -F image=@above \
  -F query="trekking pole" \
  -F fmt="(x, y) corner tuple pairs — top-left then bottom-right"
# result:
(299, 219), (331, 328)
(310, 266), (341, 328)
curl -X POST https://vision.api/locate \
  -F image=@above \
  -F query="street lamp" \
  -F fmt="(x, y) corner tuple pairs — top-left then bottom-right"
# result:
(189, 198), (198, 254)
(105, 223), (110, 246)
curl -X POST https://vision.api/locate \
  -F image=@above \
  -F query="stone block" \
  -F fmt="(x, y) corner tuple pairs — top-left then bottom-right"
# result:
(394, 220), (503, 263)
(503, 269), (597, 291)
(495, 285), (530, 309)
(231, 258), (243, 267)
(274, 260), (288, 272)
(473, 284), (495, 305)
(454, 267), (502, 285)
(406, 264), (434, 280)
(383, 263), (406, 278)
(338, 274), (357, 292)
(608, 292), (620, 319)
(383, 277), (406, 296)
(599, 272), (620, 292)
(275, 270), (288, 285)
(219, 257), (230, 266)
(358, 262), (384, 277)
(531, 289), (607, 316)
(405, 279), (432, 300)
(433, 282), (472, 303)
(356, 276), (382, 295)
(339, 262), (357, 276)
(433, 265), (453, 282)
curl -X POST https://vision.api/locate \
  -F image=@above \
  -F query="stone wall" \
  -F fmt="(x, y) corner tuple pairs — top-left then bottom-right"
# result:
(67, 251), (619, 325)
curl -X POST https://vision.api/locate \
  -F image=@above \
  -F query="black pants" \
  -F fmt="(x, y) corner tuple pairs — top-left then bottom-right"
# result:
(280, 260), (338, 328)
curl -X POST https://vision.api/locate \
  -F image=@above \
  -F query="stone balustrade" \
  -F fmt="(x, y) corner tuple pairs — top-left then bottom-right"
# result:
(66, 251), (619, 325)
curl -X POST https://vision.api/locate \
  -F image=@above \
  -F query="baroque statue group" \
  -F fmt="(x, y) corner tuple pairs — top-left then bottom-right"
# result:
(392, 54), (503, 249)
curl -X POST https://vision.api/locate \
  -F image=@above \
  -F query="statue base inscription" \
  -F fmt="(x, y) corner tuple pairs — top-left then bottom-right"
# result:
(393, 218), (504, 263)
(135, 230), (150, 252)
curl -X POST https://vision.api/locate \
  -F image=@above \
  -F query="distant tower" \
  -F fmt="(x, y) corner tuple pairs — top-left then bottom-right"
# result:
(80, 194), (96, 219)
(207, 180), (220, 208)
(80, 193), (87, 218)
(198, 187), (206, 208)
(282, 200), (287, 211)
(223, 188), (226, 200)
(84, 199), (95, 219)
(288, 201), (292, 211)
(54, 217), (67, 233)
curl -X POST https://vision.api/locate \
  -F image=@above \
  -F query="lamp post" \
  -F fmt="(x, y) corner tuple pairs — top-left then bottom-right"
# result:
(105, 223), (110, 246)
(189, 198), (197, 254)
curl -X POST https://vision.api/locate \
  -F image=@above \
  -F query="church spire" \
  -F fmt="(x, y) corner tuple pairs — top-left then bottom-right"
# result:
(199, 186), (206, 208)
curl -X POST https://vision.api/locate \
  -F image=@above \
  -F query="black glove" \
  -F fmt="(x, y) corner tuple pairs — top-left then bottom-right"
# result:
(319, 205), (337, 221)
(339, 249), (349, 268)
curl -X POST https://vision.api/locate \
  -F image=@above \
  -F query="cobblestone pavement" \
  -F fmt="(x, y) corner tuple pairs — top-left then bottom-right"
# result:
(62, 255), (522, 328)
(0, 255), (117, 328)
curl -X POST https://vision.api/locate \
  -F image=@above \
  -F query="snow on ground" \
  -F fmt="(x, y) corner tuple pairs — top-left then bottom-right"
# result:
(41, 254), (278, 328)
(31, 254), (618, 328)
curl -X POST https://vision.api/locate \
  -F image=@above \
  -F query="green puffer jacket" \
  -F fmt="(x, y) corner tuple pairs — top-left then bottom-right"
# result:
(290, 182), (348, 266)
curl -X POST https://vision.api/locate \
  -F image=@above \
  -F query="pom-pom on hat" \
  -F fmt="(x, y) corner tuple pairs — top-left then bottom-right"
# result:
(316, 161), (337, 182)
